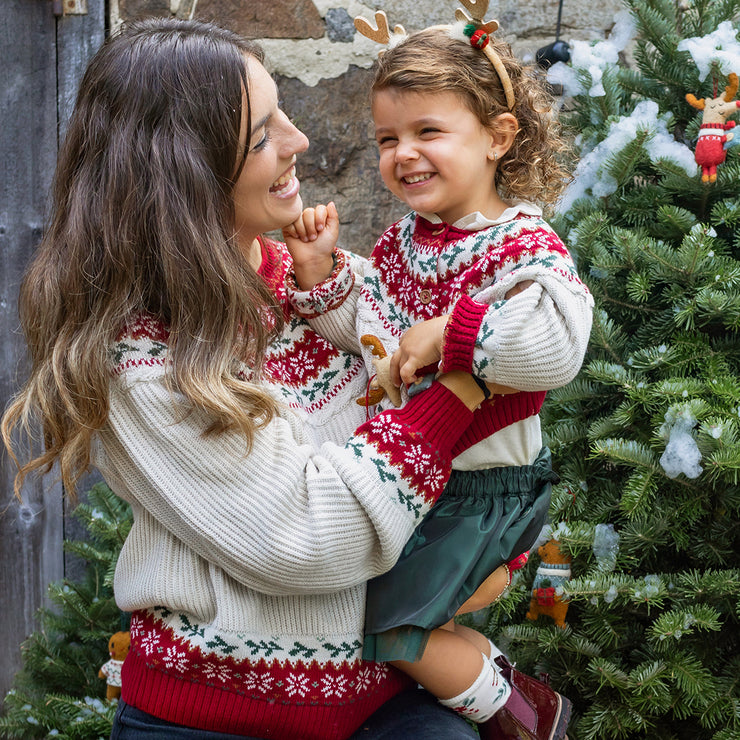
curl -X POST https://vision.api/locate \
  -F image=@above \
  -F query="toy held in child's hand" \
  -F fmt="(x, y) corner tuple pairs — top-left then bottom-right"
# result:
(98, 630), (131, 700)
(356, 335), (402, 408)
(686, 72), (740, 183)
(526, 539), (571, 628)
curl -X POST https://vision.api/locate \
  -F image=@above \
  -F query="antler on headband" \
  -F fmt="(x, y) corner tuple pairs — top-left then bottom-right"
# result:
(455, 0), (515, 109)
(354, 11), (406, 48)
(455, 0), (498, 33)
(354, 2), (515, 111)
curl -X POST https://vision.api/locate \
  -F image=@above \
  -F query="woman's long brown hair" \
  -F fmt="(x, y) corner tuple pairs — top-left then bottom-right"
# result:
(2, 18), (285, 499)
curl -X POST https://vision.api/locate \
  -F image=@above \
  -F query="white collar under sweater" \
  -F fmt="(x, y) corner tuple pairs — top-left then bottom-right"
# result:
(419, 201), (543, 231)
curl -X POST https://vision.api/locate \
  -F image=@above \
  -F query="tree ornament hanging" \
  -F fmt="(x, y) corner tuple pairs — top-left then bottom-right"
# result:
(685, 72), (740, 183)
(98, 630), (131, 700)
(526, 539), (571, 628)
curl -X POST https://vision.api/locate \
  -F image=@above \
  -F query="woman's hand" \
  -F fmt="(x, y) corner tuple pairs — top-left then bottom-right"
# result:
(436, 371), (486, 411)
(282, 201), (340, 289)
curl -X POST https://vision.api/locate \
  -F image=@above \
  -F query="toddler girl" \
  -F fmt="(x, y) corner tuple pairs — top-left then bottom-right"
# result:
(284, 11), (593, 740)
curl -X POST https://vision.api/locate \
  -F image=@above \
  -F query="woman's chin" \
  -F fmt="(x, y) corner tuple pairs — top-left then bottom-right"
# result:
(281, 194), (304, 227)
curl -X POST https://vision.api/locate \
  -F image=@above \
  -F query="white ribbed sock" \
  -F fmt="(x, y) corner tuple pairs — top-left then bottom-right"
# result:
(439, 654), (512, 723)
(487, 638), (505, 662)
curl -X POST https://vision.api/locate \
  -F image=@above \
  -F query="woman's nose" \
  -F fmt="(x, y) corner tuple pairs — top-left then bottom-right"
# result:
(292, 124), (309, 155)
(281, 113), (309, 155)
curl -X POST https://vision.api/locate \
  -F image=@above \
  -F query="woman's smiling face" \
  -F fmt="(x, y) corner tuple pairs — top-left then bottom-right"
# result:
(232, 58), (309, 248)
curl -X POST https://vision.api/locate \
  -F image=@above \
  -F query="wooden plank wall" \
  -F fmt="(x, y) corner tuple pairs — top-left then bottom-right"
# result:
(0, 0), (104, 700)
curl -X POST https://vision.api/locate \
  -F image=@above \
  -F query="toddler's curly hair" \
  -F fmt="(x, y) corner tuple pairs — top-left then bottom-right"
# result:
(371, 26), (571, 206)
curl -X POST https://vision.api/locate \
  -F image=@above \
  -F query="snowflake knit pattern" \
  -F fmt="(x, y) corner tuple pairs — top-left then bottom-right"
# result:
(288, 210), (592, 456)
(98, 237), (477, 739)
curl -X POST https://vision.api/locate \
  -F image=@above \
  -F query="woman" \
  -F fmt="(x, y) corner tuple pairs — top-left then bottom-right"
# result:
(1, 17), (487, 740)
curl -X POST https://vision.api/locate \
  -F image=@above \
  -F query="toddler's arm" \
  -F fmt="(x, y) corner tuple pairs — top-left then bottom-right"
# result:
(391, 283), (533, 388)
(283, 201), (365, 355)
(439, 225), (593, 392)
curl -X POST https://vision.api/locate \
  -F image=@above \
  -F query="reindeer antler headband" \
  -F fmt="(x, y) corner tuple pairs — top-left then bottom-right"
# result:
(354, 0), (516, 110)
(354, 11), (407, 49)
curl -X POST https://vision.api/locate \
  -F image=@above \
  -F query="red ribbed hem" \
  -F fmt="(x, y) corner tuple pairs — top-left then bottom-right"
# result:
(451, 391), (546, 456)
(121, 650), (411, 740)
(391, 382), (474, 460)
(440, 295), (488, 373)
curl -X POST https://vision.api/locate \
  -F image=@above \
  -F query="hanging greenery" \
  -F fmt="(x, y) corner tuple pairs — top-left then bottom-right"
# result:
(476, 2), (740, 738)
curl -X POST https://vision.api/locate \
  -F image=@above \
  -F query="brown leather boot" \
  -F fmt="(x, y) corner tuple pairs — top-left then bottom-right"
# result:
(478, 656), (571, 740)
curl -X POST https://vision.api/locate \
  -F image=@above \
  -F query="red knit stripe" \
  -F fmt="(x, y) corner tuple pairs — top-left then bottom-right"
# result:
(451, 390), (546, 456)
(121, 649), (411, 740)
(440, 294), (489, 373)
(385, 381), (475, 460)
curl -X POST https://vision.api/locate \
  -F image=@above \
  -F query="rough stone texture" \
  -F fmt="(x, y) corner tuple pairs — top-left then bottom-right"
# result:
(117, 0), (170, 20)
(325, 7), (356, 43)
(273, 66), (407, 254)
(114, 0), (625, 254)
(194, 0), (325, 38)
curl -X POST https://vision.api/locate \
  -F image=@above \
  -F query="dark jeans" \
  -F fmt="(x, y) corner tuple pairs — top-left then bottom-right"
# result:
(110, 688), (479, 739)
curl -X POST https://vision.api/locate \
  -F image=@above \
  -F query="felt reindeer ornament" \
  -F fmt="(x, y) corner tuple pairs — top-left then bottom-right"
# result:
(686, 72), (740, 183)
(526, 539), (571, 628)
(356, 335), (402, 408)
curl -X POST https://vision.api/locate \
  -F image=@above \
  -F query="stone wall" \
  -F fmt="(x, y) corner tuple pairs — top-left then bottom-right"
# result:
(111, 0), (624, 254)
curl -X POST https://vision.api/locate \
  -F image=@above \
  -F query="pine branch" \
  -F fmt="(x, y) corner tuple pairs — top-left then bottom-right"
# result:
(1, 483), (130, 739)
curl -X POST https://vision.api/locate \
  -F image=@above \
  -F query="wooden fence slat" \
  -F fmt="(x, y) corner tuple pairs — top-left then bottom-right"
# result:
(0, 0), (104, 700)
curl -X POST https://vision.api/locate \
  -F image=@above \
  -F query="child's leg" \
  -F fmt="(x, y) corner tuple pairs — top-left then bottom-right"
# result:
(390, 626), (486, 699)
(390, 625), (511, 722)
(450, 622), (495, 657)
(455, 563), (511, 615)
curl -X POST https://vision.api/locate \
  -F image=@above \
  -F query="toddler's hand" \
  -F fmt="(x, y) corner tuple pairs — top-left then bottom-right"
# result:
(283, 202), (340, 289)
(390, 315), (449, 387)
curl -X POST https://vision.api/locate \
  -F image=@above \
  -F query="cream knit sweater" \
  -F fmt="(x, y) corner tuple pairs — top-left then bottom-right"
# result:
(91, 239), (477, 739)
(288, 205), (594, 468)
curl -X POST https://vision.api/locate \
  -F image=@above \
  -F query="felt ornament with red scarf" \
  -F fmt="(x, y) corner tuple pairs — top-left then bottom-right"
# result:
(686, 72), (740, 183)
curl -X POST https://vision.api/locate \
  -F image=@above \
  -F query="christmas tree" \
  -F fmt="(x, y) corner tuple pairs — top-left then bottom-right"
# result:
(476, 1), (740, 739)
(0, 483), (131, 739)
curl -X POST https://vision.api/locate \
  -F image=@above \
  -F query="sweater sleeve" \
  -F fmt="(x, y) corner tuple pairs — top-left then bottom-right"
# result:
(286, 249), (368, 356)
(439, 227), (594, 391)
(101, 375), (472, 597)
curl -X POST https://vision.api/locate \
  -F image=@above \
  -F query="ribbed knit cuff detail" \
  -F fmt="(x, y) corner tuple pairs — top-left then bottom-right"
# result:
(391, 382), (474, 460)
(439, 294), (489, 373)
(286, 250), (354, 319)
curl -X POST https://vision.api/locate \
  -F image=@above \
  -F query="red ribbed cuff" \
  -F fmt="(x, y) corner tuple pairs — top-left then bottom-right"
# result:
(390, 382), (474, 460)
(451, 390), (546, 456)
(439, 295), (488, 373)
